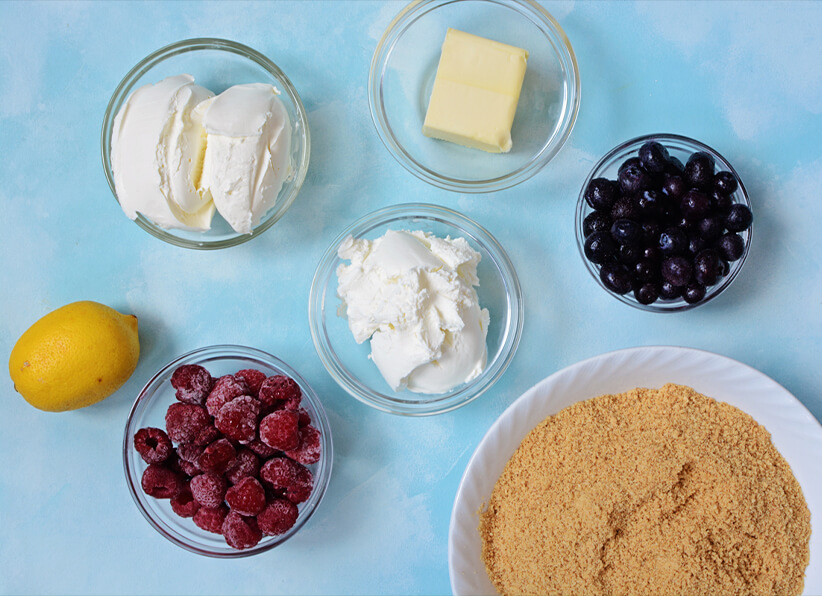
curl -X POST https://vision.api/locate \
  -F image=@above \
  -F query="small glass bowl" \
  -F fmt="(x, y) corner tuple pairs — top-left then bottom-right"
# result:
(101, 38), (310, 249)
(368, 0), (580, 193)
(575, 133), (753, 312)
(309, 203), (523, 416)
(123, 345), (333, 558)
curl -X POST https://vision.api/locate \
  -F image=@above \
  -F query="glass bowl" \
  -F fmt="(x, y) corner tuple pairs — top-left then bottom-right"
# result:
(575, 133), (753, 312)
(123, 345), (333, 558)
(368, 0), (580, 193)
(309, 203), (523, 416)
(101, 38), (310, 249)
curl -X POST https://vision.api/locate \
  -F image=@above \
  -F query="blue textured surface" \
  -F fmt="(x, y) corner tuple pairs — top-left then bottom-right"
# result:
(1, 1), (821, 594)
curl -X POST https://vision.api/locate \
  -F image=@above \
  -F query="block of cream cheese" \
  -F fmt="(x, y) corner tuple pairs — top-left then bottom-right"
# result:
(422, 28), (528, 153)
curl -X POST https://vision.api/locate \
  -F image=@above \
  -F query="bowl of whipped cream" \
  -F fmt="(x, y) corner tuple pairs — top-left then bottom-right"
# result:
(309, 203), (523, 416)
(101, 38), (310, 249)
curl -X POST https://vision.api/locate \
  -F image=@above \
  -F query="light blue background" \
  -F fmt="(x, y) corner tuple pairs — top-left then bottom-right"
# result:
(1, 1), (821, 594)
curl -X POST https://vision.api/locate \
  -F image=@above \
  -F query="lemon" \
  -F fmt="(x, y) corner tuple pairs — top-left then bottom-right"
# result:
(8, 301), (140, 412)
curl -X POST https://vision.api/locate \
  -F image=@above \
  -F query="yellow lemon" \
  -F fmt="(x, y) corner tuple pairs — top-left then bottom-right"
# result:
(9, 300), (140, 412)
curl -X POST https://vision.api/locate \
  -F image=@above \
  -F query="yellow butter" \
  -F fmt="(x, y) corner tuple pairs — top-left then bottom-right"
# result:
(422, 29), (528, 153)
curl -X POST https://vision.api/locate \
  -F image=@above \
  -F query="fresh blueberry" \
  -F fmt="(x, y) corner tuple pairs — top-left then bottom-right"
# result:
(661, 256), (693, 286)
(584, 178), (618, 211)
(724, 204), (753, 232)
(716, 232), (745, 261)
(685, 151), (715, 190)
(713, 170), (739, 195)
(639, 141), (670, 173)
(611, 218), (643, 246)
(658, 227), (688, 256)
(584, 231), (616, 264)
(583, 211), (612, 238)
(600, 262), (633, 295)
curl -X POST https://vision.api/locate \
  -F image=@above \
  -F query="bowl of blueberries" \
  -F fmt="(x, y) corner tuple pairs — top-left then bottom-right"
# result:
(575, 133), (753, 312)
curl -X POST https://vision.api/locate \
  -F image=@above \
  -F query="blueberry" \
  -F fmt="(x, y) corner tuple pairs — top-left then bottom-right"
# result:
(618, 243), (641, 264)
(638, 190), (664, 217)
(716, 232), (745, 261)
(618, 157), (641, 175)
(710, 189), (733, 213)
(639, 141), (670, 174)
(600, 262), (633, 295)
(642, 246), (661, 262)
(662, 175), (687, 201)
(696, 215), (723, 241)
(694, 248), (721, 286)
(583, 211), (612, 238)
(634, 282), (660, 305)
(659, 280), (682, 300)
(661, 256), (693, 286)
(641, 220), (662, 244)
(685, 151), (716, 190)
(584, 178), (618, 211)
(713, 170), (739, 195)
(611, 218), (643, 246)
(688, 232), (707, 256)
(683, 282), (707, 304)
(680, 190), (712, 221)
(618, 164), (652, 195)
(611, 196), (641, 221)
(584, 231), (616, 264)
(724, 203), (753, 232)
(658, 227), (688, 256)
(665, 155), (685, 175)
(634, 258), (657, 282)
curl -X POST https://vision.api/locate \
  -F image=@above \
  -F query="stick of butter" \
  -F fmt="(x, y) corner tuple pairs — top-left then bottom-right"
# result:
(422, 28), (528, 153)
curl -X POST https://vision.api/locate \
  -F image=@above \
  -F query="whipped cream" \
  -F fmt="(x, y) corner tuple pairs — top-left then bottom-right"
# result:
(111, 75), (292, 233)
(336, 229), (490, 394)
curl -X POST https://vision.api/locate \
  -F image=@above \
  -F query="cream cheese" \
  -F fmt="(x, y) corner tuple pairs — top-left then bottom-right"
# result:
(336, 229), (490, 394)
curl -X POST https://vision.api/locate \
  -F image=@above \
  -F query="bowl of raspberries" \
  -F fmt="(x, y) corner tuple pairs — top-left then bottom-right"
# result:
(123, 344), (333, 557)
(576, 133), (753, 311)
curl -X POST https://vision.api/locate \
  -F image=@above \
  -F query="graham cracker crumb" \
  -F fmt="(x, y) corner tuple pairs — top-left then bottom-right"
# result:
(479, 384), (811, 596)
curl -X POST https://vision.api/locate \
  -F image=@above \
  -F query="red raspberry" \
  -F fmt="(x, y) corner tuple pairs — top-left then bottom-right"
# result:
(235, 369), (267, 397)
(257, 498), (298, 536)
(170, 483), (201, 518)
(193, 504), (228, 534)
(215, 396), (260, 443)
(226, 477), (267, 516)
(258, 375), (302, 409)
(177, 457), (201, 477)
(176, 442), (203, 463)
(222, 511), (262, 550)
(259, 410), (300, 451)
(225, 449), (260, 485)
(170, 364), (214, 405)
(190, 472), (227, 508)
(206, 375), (251, 417)
(133, 427), (173, 464)
(247, 438), (278, 458)
(297, 408), (312, 427)
(165, 402), (210, 444)
(260, 457), (314, 504)
(192, 424), (221, 447)
(141, 464), (182, 499)
(197, 438), (236, 475)
(284, 425), (322, 465)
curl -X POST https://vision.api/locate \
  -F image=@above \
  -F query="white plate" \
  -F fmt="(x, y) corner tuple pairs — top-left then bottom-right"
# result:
(449, 345), (822, 595)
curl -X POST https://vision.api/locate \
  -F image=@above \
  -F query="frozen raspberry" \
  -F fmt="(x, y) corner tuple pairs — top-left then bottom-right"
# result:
(257, 498), (298, 536)
(225, 449), (260, 485)
(235, 369), (267, 397)
(165, 402), (210, 444)
(226, 477), (267, 516)
(193, 504), (228, 534)
(260, 457), (314, 504)
(177, 457), (201, 477)
(222, 511), (262, 550)
(206, 375), (251, 417)
(141, 464), (182, 499)
(259, 410), (300, 451)
(258, 375), (302, 409)
(171, 364), (214, 405)
(133, 427), (173, 464)
(190, 472), (228, 508)
(297, 408), (312, 427)
(170, 484), (201, 518)
(284, 425), (322, 465)
(192, 424), (221, 447)
(176, 442), (203, 463)
(247, 438), (278, 458)
(197, 438), (236, 475)
(215, 396), (260, 443)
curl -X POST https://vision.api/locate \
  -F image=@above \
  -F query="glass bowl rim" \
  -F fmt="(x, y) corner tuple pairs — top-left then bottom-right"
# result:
(309, 202), (524, 416)
(574, 132), (753, 313)
(122, 343), (333, 558)
(367, 0), (581, 193)
(101, 37), (311, 250)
